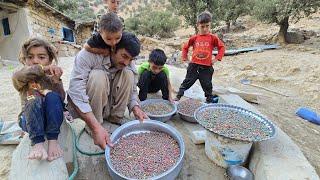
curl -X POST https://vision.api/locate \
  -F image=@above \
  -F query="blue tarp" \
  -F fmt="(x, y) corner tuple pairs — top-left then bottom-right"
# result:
(213, 44), (280, 56)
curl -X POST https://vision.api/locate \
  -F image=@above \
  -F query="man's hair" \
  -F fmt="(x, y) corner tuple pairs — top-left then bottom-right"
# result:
(19, 37), (58, 65)
(197, 11), (212, 24)
(99, 12), (123, 33)
(148, 49), (167, 66)
(115, 32), (140, 57)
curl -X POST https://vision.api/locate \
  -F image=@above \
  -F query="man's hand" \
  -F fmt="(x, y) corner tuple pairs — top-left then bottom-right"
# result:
(168, 97), (174, 103)
(68, 100), (113, 150)
(92, 124), (113, 150)
(132, 105), (148, 122)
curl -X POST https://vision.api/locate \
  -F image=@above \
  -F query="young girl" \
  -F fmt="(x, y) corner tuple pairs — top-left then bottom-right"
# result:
(12, 37), (65, 161)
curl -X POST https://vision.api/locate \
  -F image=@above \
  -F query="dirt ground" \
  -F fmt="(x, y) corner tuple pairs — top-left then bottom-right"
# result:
(1, 14), (320, 179)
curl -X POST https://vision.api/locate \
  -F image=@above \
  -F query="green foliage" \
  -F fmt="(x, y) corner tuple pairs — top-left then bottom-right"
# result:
(216, 0), (253, 28)
(125, 7), (181, 38)
(252, 0), (319, 42)
(253, 0), (319, 25)
(44, 0), (96, 21)
(44, 0), (77, 12)
(169, 0), (219, 32)
(169, 0), (253, 32)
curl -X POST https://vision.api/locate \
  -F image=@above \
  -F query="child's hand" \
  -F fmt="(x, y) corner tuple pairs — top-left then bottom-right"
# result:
(85, 44), (110, 56)
(101, 49), (110, 57)
(212, 59), (219, 65)
(181, 58), (188, 62)
(51, 75), (62, 83)
(64, 111), (74, 122)
(39, 89), (52, 96)
(183, 62), (188, 68)
(44, 65), (63, 77)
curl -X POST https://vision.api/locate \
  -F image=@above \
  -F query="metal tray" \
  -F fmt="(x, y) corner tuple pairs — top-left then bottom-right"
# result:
(194, 104), (276, 142)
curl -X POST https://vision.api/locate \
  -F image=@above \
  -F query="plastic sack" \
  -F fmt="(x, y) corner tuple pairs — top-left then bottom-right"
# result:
(0, 120), (24, 144)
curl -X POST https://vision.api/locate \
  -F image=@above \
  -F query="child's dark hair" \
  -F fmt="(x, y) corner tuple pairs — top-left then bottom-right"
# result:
(149, 49), (167, 66)
(115, 31), (140, 57)
(197, 11), (212, 24)
(19, 37), (58, 65)
(99, 12), (123, 33)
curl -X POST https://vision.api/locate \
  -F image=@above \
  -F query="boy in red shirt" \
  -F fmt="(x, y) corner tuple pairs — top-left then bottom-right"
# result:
(175, 11), (225, 103)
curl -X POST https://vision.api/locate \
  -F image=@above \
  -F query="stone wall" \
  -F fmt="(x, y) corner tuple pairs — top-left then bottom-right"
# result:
(28, 7), (72, 42)
(51, 42), (80, 57)
(27, 4), (78, 57)
(76, 24), (93, 46)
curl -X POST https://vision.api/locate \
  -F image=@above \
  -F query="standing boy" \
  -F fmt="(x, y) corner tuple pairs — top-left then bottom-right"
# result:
(175, 11), (225, 103)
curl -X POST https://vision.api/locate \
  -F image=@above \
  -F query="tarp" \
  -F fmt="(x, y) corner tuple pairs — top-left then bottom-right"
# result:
(213, 44), (280, 56)
(0, 119), (23, 144)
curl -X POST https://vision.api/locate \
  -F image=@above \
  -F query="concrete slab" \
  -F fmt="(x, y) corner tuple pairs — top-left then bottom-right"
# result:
(250, 126), (319, 180)
(205, 131), (252, 168)
(73, 120), (111, 180)
(180, 119), (252, 169)
(9, 120), (72, 180)
(167, 116), (227, 180)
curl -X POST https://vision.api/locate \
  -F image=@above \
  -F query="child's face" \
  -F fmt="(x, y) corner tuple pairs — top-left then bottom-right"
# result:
(100, 30), (122, 48)
(25, 46), (51, 66)
(197, 22), (211, 35)
(150, 62), (164, 75)
(105, 0), (121, 13)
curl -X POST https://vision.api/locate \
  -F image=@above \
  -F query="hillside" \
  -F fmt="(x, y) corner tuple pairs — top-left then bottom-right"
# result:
(85, 0), (170, 18)
(0, 1), (319, 179)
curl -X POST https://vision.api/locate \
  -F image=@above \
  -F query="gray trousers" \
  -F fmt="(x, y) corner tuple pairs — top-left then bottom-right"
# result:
(68, 69), (133, 124)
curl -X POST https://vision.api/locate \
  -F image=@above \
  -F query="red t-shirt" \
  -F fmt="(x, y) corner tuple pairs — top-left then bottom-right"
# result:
(182, 34), (225, 66)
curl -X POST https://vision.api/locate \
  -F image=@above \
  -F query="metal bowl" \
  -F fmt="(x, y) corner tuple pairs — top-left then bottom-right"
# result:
(177, 99), (205, 123)
(105, 120), (185, 180)
(226, 165), (254, 180)
(140, 99), (177, 122)
(178, 112), (198, 123)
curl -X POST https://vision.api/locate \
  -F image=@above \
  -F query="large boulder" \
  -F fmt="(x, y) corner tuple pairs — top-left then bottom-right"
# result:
(286, 31), (305, 44)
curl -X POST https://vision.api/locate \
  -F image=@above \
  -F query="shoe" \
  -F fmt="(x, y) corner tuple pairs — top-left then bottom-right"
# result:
(174, 95), (182, 102)
(206, 96), (219, 104)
